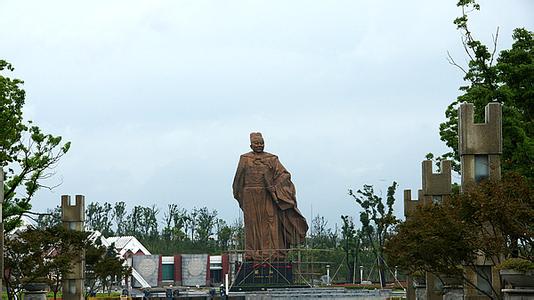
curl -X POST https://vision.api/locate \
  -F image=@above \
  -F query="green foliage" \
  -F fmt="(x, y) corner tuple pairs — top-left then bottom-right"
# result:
(349, 182), (398, 250)
(439, 1), (534, 180)
(0, 60), (26, 165)
(0, 60), (70, 233)
(340, 215), (360, 283)
(112, 201), (126, 236)
(85, 240), (131, 296)
(4, 226), (87, 300)
(86, 202), (114, 236)
(309, 214), (338, 249)
(161, 203), (188, 241)
(83, 200), (243, 254)
(386, 173), (533, 297)
(349, 181), (399, 287)
(36, 206), (62, 229)
(194, 207), (218, 243)
(496, 258), (534, 272)
(123, 205), (159, 239)
(215, 219), (233, 251)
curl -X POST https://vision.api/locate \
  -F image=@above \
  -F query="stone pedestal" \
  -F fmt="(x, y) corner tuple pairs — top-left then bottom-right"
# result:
(501, 269), (534, 300)
(23, 283), (48, 300)
(23, 291), (47, 300)
(443, 287), (464, 300)
(181, 254), (209, 287)
(233, 261), (293, 289)
(414, 284), (427, 300)
(502, 288), (534, 300)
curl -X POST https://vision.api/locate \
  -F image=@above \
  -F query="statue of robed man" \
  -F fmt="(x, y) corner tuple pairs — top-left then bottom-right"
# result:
(232, 132), (308, 260)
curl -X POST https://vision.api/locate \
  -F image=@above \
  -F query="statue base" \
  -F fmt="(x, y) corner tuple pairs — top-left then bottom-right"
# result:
(231, 261), (305, 291)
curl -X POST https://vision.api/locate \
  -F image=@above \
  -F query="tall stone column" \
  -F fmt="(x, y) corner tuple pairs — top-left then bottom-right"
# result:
(403, 189), (424, 300)
(459, 102), (502, 188)
(61, 195), (85, 300)
(1, 169), (4, 296)
(458, 102), (502, 300)
(421, 160), (454, 300)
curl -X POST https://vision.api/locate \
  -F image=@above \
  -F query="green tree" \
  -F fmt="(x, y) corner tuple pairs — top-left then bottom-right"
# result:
(439, 1), (533, 180)
(230, 217), (245, 250)
(86, 202), (114, 237)
(215, 219), (232, 251)
(310, 214), (337, 249)
(85, 241), (131, 296)
(386, 173), (533, 299)
(36, 206), (61, 229)
(0, 60), (70, 232)
(124, 205), (159, 239)
(112, 201), (127, 236)
(340, 215), (359, 283)
(162, 204), (188, 241)
(349, 181), (398, 287)
(3, 226), (87, 300)
(195, 207), (218, 244)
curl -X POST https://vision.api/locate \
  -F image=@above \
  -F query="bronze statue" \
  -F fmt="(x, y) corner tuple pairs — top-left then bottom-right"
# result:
(232, 132), (308, 261)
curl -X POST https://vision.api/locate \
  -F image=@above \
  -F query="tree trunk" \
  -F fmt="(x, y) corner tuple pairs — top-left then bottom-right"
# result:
(377, 255), (386, 288)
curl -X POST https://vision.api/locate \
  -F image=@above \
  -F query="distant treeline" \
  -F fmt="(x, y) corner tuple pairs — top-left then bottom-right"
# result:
(37, 195), (402, 284)
(37, 202), (244, 254)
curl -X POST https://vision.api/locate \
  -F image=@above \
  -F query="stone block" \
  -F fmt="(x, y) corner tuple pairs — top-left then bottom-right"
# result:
(132, 255), (160, 287)
(422, 160), (451, 197)
(459, 102), (502, 156)
(181, 254), (208, 287)
(443, 288), (463, 300)
(61, 195), (85, 300)
(61, 195), (85, 222)
(404, 189), (423, 218)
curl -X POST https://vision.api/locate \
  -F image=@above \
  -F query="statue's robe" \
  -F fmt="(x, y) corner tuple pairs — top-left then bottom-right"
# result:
(232, 151), (308, 260)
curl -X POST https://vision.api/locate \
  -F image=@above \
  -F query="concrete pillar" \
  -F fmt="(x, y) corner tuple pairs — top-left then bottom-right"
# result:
(404, 189), (424, 300)
(422, 160), (452, 204)
(459, 102), (502, 189)
(459, 102), (503, 299)
(404, 189), (423, 218)
(1, 169), (3, 296)
(23, 283), (48, 300)
(61, 195), (85, 300)
(421, 160), (452, 300)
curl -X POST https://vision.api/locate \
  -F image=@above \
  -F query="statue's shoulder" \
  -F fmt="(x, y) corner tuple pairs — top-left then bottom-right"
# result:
(240, 152), (278, 159)
(262, 152), (278, 159)
(240, 152), (255, 159)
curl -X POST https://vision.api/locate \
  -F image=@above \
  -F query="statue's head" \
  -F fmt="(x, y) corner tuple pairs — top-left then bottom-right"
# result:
(249, 132), (264, 153)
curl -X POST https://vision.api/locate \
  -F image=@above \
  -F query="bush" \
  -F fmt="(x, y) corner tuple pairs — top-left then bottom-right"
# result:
(497, 258), (534, 273)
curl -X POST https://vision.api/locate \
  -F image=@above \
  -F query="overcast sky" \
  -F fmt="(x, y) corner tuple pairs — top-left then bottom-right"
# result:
(1, 1), (533, 231)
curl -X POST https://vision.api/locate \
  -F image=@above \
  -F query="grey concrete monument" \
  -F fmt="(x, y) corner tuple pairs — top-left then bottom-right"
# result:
(403, 188), (424, 300)
(403, 189), (423, 219)
(61, 195), (85, 300)
(422, 160), (454, 300)
(459, 102), (502, 189)
(0, 169), (3, 296)
(459, 102), (503, 299)
(422, 160), (452, 204)
(404, 160), (453, 300)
